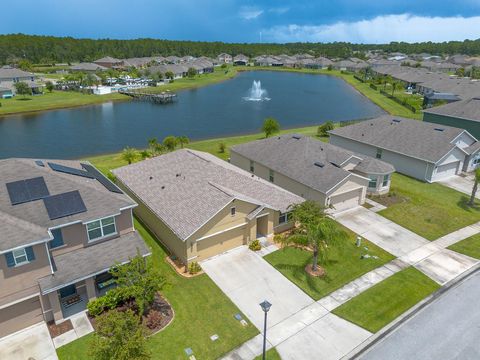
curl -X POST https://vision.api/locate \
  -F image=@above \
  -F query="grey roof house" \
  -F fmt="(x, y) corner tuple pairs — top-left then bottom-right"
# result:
(329, 115), (478, 182)
(230, 135), (394, 212)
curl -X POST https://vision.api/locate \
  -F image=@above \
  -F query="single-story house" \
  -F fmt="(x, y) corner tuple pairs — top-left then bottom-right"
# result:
(93, 56), (124, 69)
(233, 54), (249, 66)
(113, 149), (303, 264)
(329, 115), (479, 182)
(230, 134), (394, 212)
(70, 62), (107, 72)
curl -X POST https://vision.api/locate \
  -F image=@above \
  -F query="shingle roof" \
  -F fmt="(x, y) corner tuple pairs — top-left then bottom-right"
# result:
(37, 231), (150, 294)
(0, 159), (136, 252)
(423, 97), (480, 124)
(94, 56), (122, 64)
(113, 150), (303, 241)
(0, 68), (34, 79)
(329, 115), (466, 163)
(231, 135), (394, 195)
(70, 62), (107, 71)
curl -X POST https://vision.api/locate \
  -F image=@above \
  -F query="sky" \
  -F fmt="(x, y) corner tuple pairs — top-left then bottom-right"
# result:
(2, 0), (480, 44)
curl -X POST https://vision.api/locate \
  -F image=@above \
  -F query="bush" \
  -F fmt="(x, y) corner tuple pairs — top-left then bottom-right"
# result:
(188, 261), (202, 275)
(145, 310), (163, 330)
(221, 63), (227, 69)
(249, 239), (261, 251)
(218, 142), (226, 153)
(317, 121), (334, 137)
(87, 286), (137, 317)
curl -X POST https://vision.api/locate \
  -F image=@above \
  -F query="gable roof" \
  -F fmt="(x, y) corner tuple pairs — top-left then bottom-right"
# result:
(423, 97), (480, 123)
(231, 134), (394, 195)
(0, 159), (136, 252)
(113, 150), (303, 241)
(0, 67), (34, 79)
(329, 115), (467, 163)
(94, 56), (122, 64)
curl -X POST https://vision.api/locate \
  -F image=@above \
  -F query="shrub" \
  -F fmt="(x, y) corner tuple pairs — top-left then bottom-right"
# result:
(218, 142), (226, 153)
(317, 121), (334, 137)
(145, 310), (163, 330)
(249, 239), (261, 251)
(87, 286), (137, 317)
(221, 63), (227, 69)
(188, 261), (202, 275)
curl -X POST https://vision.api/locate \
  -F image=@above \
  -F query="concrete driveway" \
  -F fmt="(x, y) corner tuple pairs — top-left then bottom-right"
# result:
(0, 322), (57, 360)
(201, 246), (314, 330)
(333, 207), (429, 257)
(439, 174), (476, 198)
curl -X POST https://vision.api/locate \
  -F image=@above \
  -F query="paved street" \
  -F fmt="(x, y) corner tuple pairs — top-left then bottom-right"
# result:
(360, 269), (480, 360)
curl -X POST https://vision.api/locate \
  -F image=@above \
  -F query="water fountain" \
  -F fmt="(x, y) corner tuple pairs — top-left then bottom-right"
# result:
(244, 80), (270, 101)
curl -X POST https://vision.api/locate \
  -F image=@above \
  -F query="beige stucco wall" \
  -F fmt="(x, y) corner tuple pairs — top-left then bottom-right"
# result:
(0, 296), (43, 338)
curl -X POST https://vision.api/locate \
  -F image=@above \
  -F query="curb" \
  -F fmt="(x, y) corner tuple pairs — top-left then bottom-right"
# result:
(343, 262), (480, 359)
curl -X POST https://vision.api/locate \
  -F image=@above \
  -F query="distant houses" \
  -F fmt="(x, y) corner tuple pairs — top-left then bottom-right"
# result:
(93, 56), (124, 69)
(0, 66), (41, 95)
(217, 53), (233, 64)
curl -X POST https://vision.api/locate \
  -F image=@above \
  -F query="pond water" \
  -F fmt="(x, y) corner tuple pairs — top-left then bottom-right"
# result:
(0, 71), (384, 159)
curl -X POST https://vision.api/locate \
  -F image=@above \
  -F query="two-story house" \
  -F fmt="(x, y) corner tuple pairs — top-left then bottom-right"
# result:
(0, 158), (150, 338)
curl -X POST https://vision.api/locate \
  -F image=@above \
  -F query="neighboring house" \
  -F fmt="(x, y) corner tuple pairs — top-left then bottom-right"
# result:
(93, 56), (124, 69)
(0, 86), (13, 98)
(233, 54), (249, 66)
(230, 135), (394, 212)
(70, 62), (107, 72)
(0, 159), (150, 338)
(329, 115), (478, 182)
(113, 149), (303, 264)
(217, 53), (233, 63)
(0, 67), (37, 92)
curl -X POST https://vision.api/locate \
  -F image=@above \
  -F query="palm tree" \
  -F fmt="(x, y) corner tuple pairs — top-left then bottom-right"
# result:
(468, 168), (480, 206)
(121, 147), (138, 165)
(177, 136), (190, 148)
(280, 201), (348, 275)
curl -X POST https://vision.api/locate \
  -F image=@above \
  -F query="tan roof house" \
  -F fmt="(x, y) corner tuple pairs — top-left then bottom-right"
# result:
(113, 149), (303, 264)
(0, 159), (150, 337)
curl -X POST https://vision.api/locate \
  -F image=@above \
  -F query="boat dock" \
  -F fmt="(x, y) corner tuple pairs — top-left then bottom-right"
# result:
(119, 90), (177, 104)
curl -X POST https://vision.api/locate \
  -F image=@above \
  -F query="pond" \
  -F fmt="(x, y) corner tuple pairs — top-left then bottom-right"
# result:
(0, 71), (384, 159)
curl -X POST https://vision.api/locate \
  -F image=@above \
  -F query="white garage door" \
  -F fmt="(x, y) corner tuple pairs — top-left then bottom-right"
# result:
(329, 188), (362, 212)
(435, 162), (459, 180)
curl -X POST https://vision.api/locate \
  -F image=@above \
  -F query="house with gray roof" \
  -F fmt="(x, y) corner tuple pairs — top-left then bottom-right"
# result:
(113, 149), (303, 264)
(0, 67), (38, 93)
(231, 135), (394, 212)
(0, 158), (149, 337)
(329, 115), (478, 182)
(70, 62), (107, 72)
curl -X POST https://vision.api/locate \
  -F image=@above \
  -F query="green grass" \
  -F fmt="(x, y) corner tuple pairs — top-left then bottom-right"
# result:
(332, 267), (440, 333)
(448, 233), (480, 259)
(254, 348), (282, 360)
(57, 218), (258, 360)
(0, 91), (127, 116)
(376, 173), (480, 240)
(264, 227), (395, 300)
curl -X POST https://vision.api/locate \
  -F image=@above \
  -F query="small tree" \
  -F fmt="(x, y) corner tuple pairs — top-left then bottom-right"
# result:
(89, 309), (150, 360)
(468, 168), (480, 206)
(165, 71), (174, 81)
(177, 136), (190, 148)
(187, 67), (197, 78)
(109, 254), (165, 316)
(45, 81), (54, 93)
(262, 117), (280, 138)
(317, 121), (334, 137)
(218, 142), (226, 153)
(14, 82), (31, 99)
(221, 63), (227, 69)
(148, 137), (166, 156)
(122, 147), (138, 165)
(163, 136), (177, 151)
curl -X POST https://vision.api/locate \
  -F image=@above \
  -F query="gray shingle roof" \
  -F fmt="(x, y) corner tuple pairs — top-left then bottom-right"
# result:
(70, 62), (107, 71)
(423, 97), (480, 124)
(37, 231), (150, 294)
(0, 68), (34, 79)
(113, 150), (303, 241)
(0, 159), (136, 252)
(231, 135), (394, 195)
(329, 115), (466, 163)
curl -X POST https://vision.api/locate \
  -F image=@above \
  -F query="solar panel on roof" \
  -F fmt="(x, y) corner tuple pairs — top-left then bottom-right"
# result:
(48, 162), (94, 179)
(6, 177), (50, 205)
(81, 163), (123, 194)
(43, 190), (87, 220)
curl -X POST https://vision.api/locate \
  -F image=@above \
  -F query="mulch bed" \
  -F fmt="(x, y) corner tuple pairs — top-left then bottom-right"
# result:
(305, 264), (326, 277)
(47, 319), (73, 338)
(87, 292), (174, 334)
(165, 255), (203, 277)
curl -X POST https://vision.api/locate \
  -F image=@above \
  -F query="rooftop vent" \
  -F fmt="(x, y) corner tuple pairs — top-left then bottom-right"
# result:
(370, 123), (374, 126)
(392, 119), (401, 123)
(434, 128), (445, 132)
(176, 173), (181, 177)
(292, 135), (301, 140)
(161, 185), (165, 189)
(330, 162), (340, 168)
(35, 160), (44, 167)
(314, 162), (325, 168)
(149, 176), (153, 180)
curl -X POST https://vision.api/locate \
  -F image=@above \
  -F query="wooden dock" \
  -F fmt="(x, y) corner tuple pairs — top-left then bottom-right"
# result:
(119, 90), (177, 104)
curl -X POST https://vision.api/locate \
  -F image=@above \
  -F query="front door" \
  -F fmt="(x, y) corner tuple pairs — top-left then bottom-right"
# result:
(256, 215), (269, 237)
(59, 284), (77, 299)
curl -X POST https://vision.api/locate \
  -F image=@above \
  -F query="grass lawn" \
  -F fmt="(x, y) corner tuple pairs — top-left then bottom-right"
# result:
(448, 233), (480, 259)
(375, 173), (480, 240)
(0, 91), (127, 116)
(264, 227), (395, 300)
(254, 348), (282, 360)
(332, 267), (440, 333)
(56, 218), (258, 360)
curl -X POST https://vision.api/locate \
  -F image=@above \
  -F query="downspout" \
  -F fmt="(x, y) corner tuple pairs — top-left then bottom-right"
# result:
(45, 242), (54, 275)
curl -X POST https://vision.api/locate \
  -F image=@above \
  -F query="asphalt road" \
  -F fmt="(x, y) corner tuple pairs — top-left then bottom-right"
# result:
(360, 269), (480, 360)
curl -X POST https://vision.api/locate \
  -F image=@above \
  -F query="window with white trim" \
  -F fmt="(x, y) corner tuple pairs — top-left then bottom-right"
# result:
(230, 207), (236, 216)
(368, 176), (377, 189)
(250, 160), (255, 172)
(376, 148), (383, 159)
(279, 212), (290, 224)
(86, 216), (117, 241)
(13, 248), (28, 266)
(269, 169), (274, 182)
(382, 174), (390, 187)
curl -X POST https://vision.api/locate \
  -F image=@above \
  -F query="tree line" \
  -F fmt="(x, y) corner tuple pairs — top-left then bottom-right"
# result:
(2, 34), (480, 65)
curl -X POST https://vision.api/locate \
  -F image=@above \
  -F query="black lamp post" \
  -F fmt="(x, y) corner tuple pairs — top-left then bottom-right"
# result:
(259, 300), (272, 360)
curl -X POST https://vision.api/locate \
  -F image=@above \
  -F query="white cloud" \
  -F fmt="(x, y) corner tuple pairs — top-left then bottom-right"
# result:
(239, 6), (263, 20)
(268, 7), (289, 15)
(261, 14), (480, 43)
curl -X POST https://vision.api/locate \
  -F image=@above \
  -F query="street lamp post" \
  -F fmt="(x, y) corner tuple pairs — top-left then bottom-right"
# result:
(259, 300), (272, 360)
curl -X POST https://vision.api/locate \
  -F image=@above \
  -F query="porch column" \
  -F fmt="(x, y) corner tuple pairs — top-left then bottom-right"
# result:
(85, 277), (97, 301)
(48, 291), (63, 323)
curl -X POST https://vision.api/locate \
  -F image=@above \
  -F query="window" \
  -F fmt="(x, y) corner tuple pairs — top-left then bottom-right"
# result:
(269, 169), (274, 182)
(5, 246), (35, 267)
(250, 160), (255, 172)
(230, 207), (236, 216)
(86, 216), (117, 241)
(376, 148), (383, 159)
(49, 228), (64, 249)
(279, 212), (290, 224)
(368, 176), (378, 189)
(13, 248), (28, 265)
(382, 174), (390, 187)
(474, 156), (480, 166)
